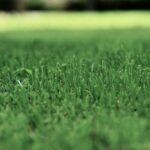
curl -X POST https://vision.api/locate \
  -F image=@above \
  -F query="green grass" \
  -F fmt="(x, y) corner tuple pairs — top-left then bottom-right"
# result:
(0, 12), (150, 150)
(1, 29), (150, 150)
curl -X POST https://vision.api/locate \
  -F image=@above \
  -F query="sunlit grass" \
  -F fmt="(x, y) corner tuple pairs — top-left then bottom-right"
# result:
(0, 11), (150, 31)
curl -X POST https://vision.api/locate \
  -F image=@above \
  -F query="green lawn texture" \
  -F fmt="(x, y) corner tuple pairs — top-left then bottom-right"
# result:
(0, 12), (150, 150)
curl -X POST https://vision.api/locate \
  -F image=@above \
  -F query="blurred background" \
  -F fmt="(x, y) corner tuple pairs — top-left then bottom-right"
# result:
(0, 0), (150, 12)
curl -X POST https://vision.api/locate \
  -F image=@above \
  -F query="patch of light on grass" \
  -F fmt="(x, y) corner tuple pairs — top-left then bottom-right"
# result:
(0, 11), (150, 32)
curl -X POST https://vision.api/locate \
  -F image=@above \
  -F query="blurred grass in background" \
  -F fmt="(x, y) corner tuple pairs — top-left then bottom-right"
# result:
(0, 11), (150, 32)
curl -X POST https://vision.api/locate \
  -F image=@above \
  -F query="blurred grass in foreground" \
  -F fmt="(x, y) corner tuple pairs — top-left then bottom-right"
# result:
(0, 11), (150, 32)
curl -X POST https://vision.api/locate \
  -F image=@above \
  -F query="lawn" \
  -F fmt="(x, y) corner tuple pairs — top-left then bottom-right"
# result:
(0, 12), (150, 150)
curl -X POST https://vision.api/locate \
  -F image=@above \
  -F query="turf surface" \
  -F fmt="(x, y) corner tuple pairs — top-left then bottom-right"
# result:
(0, 13), (150, 150)
(0, 29), (150, 150)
